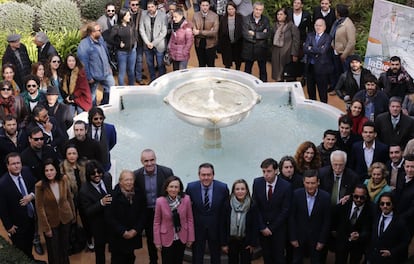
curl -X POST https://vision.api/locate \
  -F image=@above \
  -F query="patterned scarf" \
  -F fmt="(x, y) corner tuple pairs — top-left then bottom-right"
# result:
(167, 195), (182, 232)
(0, 95), (15, 115)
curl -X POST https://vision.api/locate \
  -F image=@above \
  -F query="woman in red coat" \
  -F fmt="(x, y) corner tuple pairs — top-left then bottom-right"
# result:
(153, 176), (195, 264)
(168, 9), (194, 71)
(60, 54), (92, 116)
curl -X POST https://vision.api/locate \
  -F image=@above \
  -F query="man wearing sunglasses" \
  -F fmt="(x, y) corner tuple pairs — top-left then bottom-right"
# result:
(97, 3), (118, 34)
(332, 184), (374, 264)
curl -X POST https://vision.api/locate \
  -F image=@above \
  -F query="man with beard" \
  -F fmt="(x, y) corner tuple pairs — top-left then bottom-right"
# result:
(68, 120), (102, 163)
(20, 75), (46, 112)
(378, 56), (414, 99)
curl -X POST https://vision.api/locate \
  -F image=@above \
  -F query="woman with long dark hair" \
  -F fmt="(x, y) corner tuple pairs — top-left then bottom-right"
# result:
(347, 99), (368, 135)
(153, 175), (194, 264)
(31, 62), (49, 93)
(60, 54), (92, 116)
(110, 8), (137, 85)
(44, 54), (64, 102)
(35, 159), (75, 264)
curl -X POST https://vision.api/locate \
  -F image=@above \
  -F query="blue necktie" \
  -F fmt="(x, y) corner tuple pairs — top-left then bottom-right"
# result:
(18, 176), (34, 218)
(315, 34), (320, 44)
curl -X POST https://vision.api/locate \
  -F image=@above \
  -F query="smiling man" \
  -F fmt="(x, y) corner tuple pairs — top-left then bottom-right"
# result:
(134, 149), (173, 264)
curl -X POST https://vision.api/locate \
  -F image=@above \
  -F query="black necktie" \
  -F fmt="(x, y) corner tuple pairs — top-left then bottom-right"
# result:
(204, 188), (210, 210)
(94, 128), (99, 141)
(350, 206), (359, 225)
(379, 216), (385, 236)
(99, 182), (107, 196)
(18, 176), (34, 218)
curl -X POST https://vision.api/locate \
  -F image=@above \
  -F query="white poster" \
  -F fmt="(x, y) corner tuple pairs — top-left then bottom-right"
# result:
(365, 0), (414, 77)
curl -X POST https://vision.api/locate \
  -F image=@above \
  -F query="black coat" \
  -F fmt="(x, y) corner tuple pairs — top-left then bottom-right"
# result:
(37, 42), (58, 64)
(241, 14), (270, 61)
(106, 184), (146, 254)
(318, 166), (359, 199)
(20, 145), (60, 180)
(312, 6), (336, 33)
(375, 112), (414, 149)
(218, 13), (244, 67)
(287, 9), (312, 45)
(2, 44), (32, 90)
(0, 128), (28, 176)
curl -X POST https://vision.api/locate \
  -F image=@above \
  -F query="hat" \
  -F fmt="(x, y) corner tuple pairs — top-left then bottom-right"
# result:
(7, 34), (21, 42)
(46, 86), (59, 95)
(348, 54), (362, 63)
(35, 32), (49, 43)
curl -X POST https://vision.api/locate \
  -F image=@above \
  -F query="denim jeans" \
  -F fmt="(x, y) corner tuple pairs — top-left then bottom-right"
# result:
(135, 45), (144, 81)
(172, 60), (188, 71)
(144, 47), (166, 81)
(117, 49), (136, 85)
(245, 60), (267, 82)
(90, 74), (115, 105)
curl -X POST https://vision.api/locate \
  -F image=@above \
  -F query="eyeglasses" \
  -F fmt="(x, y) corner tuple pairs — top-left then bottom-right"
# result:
(31, 137), (44, 141)
(51, 60), (60, 64)
(107, 9), (115, 12)
(26, 84), (37, 88)
(1, 88), (11, 91)
(93, 117), (104, 121)
(379, 202), (392, 206)
(93, 170), (103, 175)
(131, 3), (139, 6)
(353, 194), (366, 200)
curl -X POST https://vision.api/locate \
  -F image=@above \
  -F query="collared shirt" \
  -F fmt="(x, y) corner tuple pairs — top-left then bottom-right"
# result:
(92, 126), (101, 141)
(321, 8), (331, 17)
(201, 181), (214, 205)
(266, 177), (277, 200)
(405, 175), (413, 184)
(91, 180), (107, 194)
(363, 141), (376, 169)
(390, 158), (404, 187)
(350, 202), (364, 219)
(379, 212), (393, 235)
(9, 173), (34, 197)
(391, 114), (400, 128)
(144, 166), (158, 208)
(333, 173), (343, 203)
(306, 189), (318, 216)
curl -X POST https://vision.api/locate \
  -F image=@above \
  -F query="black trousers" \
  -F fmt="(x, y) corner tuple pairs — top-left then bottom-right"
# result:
(161, 240), (186, 264)
(10, 218), (35, 260)
(195, 39), (216, 67)
(44, 223), (71, 264)
(145, 208), (157, 264)
(111, 251), (135, 264)
(228, 237), (251, 264)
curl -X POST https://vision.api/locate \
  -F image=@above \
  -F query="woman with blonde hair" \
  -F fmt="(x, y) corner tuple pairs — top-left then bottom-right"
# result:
(364, 162), (392, 203)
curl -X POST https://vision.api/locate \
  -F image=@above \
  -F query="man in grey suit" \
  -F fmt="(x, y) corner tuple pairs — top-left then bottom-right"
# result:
(139, 0), (167, 82)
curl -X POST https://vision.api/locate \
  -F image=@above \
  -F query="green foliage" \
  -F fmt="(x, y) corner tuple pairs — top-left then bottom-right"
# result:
(0, 2), (35, 33)
(0, 235), (36, 264)
(80, 0), (112, 20)
(38, 0), (81, 31)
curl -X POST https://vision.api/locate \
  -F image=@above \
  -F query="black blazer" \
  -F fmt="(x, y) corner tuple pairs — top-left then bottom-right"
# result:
(332, 199), (374, 250)
(79, 174), (113, 235)
(318, 166), (359, 200)
(395, 179), (414, 228)
(134, 164), (174, 205)
(0, 167), (37, 233)
(349, 140), (389, 180)
(386, 160), (405, 191)
(367, 214), (410, 264)
(312, 6), (336, 33)
(287, 9), (312, 44)
(375, 112), (414, 149)
(288, 188), (331, 245)
(20, 145), (60, 180)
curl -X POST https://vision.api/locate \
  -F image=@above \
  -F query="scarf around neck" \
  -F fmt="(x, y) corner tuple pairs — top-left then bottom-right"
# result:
(230, 195), (251, 237)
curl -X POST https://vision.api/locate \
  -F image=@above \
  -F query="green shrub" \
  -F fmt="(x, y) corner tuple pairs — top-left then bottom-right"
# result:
(38, 0), (81, 31)
(80, 0), (112, 20)
(16, 0), (43, 8)
(50, 29), (82, 58)
(0, 2), (35, 33)
(0, 235), (36, 264)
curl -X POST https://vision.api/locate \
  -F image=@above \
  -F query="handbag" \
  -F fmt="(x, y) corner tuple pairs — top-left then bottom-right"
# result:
(163, 50), (172, 66)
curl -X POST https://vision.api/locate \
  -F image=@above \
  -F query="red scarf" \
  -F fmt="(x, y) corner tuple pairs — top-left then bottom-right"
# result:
(0, 96), (16, 115)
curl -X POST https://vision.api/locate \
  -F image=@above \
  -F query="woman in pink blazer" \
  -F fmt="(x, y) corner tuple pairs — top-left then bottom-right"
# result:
(153, 176), (195, 264)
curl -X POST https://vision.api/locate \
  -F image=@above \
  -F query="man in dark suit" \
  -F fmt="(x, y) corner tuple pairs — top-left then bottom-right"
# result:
(186, 163), (229, 264)
(33, 32), (58, 64)
(367, 192), (410, 264)
(386, 144), (405, 191)
(349, 121), (389, 180)
(395, 154), (414, 236)
(252, 158), (291, 264)
(134, 149), (173, 264)
(303, 18), (333, 103)
(319, 150), (359, 206)
(332, 184), (374, 264)
(0, 153), (37, 260)
(87, 107), (117, 172)
(68, 120), (102, 163)
(375, 97), (414, 149)
(79, 160), (113, 264)
(289, 169), (331, 264)
(312, 0), (336, 33)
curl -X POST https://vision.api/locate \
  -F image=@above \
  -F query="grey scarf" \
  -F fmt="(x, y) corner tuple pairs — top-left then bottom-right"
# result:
(230, 195), (251, 238)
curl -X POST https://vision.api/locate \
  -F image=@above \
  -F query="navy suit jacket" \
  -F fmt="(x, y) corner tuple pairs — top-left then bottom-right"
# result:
(374, 112), (414, 148)
(0, 167), (37, 233)
(367, 214), (410, 263)
(252, 177), (291, 233)
(289, 188), (331, 245)
(303, 31), (333, 75)
(186, 180), (229, 241)
(349, 140), (389, 180)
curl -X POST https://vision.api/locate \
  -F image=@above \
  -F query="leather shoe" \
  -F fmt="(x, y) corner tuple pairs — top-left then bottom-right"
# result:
(34, 242), (44, 255)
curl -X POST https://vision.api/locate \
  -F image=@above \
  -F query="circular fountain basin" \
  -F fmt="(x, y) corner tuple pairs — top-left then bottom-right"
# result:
(164, 78), (261, 128)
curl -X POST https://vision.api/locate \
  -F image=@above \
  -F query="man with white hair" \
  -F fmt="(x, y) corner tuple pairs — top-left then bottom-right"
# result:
(33, 32), (57, 63)
(318, 150), (359, 206)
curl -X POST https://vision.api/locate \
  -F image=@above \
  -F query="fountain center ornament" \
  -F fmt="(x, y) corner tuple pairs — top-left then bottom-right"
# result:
(164, 78), (261, 148)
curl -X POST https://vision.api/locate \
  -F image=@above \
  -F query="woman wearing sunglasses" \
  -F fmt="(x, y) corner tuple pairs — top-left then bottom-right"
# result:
(45, 55), (64, 102)
(0, 80), (28, 127)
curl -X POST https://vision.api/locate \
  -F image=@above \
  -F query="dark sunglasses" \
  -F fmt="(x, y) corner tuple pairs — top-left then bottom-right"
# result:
(31, 137), (44, 141)
(353, 194), (366, 200)
(1, 88), (11, 91)
(51, 60), (60, 64)
(93, 117), (104, 121)
(107, 9), (116, 12)
(26, 84), (37, 88)
(131, 3), (139, 6)
(379, 202), (392, 206)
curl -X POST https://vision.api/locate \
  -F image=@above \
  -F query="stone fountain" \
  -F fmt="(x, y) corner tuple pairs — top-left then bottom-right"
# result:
(163, 77), (261, 148)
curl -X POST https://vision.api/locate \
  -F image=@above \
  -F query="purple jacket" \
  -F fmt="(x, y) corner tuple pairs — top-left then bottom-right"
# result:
(168, 20), (194, 62)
